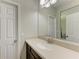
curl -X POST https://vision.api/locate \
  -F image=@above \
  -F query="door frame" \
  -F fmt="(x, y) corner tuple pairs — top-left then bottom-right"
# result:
(48, 16), (57, 37)
(0, 0), (21, 59)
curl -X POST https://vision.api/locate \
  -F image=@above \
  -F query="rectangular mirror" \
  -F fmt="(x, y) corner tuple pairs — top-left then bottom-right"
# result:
(38, 0), (79, 43)
(60, 5), (79, 43)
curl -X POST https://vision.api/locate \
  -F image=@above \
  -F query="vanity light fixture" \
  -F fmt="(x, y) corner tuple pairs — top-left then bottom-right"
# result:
(40, 0), (57, 8)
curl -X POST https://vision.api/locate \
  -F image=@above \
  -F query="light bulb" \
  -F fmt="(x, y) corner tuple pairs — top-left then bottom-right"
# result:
(44, 2), (50, 8)
(40, 0), (57, 8)
(50, 0), (57, 5)
(40, 0), (45, 5)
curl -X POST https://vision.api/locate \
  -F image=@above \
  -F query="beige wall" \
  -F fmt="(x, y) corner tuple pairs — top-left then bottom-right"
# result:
(20, 0), (39, 59)
(39, 6), (57, 36)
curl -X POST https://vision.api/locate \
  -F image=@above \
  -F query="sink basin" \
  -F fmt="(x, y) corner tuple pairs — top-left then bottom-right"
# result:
(36, 43), (53, 50)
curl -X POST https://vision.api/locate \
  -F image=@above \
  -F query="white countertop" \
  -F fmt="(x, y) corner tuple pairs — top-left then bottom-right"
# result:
(26, 38), (79, 59)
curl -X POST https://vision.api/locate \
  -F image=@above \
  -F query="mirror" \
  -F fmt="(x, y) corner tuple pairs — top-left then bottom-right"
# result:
(38, 0), (79, 43)
(60, 5), (79, 43)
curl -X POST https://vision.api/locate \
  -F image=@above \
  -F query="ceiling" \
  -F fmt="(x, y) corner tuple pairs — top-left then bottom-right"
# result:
(55, 0), (73, 6)
(17, 0), (79, 10)
(54, 0), (79, 8)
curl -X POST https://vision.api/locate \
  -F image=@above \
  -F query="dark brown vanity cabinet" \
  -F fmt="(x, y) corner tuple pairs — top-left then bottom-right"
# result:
(26, 43), (42, 59)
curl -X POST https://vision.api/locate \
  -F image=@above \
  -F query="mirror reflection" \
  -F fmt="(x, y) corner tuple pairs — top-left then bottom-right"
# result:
(39, 0), (79, 43)
(60, 5), (79, 43)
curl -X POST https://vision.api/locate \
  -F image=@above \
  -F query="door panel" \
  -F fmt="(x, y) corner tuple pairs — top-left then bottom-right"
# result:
(0, 2), (17, 59)
(66, 12), (79, 42)
(48, 17), (56, 38)
(6, 45), (16, 59)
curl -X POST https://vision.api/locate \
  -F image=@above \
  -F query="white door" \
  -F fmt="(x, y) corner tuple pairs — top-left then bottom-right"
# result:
(48, 16), (56, 38)
(66, 12), (79, 42)
(0, 2), (18, 59)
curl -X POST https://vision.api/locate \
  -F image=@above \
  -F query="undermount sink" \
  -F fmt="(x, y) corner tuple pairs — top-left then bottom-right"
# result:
(36, 43), (53, 50)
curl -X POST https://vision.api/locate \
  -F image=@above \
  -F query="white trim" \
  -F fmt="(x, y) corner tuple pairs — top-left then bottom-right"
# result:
(17, 3), (21, 59)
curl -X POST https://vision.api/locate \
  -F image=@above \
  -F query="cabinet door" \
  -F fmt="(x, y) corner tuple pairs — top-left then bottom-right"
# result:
(31, 49), (42, 59)
(26, 43), (42, 59)
(26, 44), (30, 59)
(29, 51), (35, 59)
